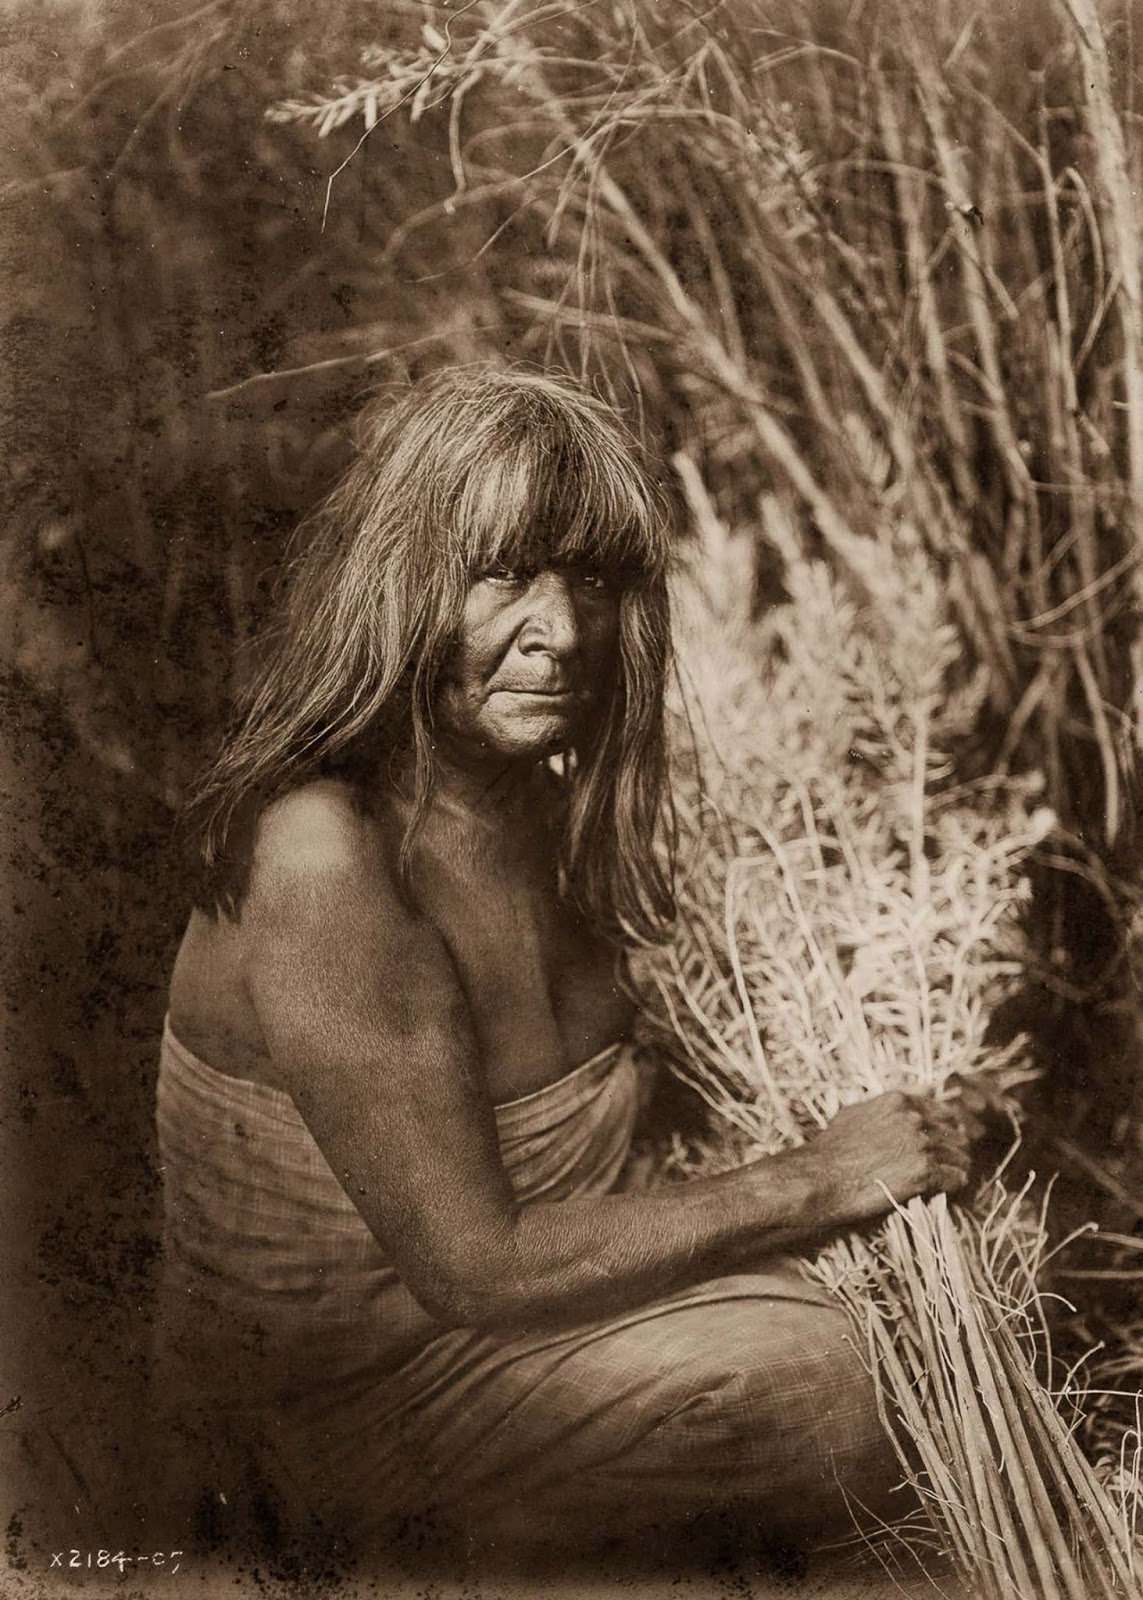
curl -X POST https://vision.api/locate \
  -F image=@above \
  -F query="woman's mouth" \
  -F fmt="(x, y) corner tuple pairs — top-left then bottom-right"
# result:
(492, 685), (578, 700)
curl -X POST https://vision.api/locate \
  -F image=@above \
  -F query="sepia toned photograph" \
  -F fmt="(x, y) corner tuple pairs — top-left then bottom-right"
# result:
(2, 1), (1142, 1595)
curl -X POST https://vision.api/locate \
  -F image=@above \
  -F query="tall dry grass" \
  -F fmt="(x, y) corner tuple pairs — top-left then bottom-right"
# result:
(14, 0), (1141, 1075)
(275, 0), (1140, 848)
(271, 1), (1143, 1068)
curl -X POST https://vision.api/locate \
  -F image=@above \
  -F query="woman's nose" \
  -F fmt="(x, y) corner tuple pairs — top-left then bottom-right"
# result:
(518, 571), (580, 656)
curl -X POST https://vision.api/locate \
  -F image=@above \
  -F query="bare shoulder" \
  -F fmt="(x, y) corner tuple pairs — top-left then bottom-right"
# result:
(246, 778), (404, 923)
(240, 778), (469, 1056)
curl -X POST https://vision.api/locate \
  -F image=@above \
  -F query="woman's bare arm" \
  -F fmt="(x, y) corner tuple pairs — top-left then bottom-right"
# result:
(243, 794), (970, 1334)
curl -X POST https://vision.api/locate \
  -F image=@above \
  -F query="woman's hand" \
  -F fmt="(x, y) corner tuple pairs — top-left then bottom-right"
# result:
(805, 1091), (976, 1227)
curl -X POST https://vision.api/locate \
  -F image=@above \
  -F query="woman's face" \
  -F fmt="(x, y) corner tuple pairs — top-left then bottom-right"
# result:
(435, 561), (622, 762)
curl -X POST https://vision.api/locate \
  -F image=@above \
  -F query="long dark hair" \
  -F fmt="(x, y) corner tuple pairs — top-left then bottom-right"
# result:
(184, 366), (677, 944)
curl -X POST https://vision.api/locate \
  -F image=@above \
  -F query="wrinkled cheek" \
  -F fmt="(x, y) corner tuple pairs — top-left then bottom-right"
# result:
(586, 620), (622, 678)
(432, 683), (484, 743)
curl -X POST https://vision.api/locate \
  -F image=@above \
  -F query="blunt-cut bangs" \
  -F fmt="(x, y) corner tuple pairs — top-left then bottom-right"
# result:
(183, 365), (677, 944)
(445, 387), (670, 588)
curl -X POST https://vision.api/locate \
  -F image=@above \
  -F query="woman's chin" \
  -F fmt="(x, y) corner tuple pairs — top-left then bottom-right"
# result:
(484, 709), (583, 760)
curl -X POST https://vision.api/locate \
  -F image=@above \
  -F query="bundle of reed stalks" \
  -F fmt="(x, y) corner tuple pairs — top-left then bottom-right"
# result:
(640, 484), (1139, 1596)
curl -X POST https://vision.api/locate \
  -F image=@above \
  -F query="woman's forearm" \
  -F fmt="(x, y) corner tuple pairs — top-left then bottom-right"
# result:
(431, 1089), (973, 1332)
(438, 1146), (832, 1331)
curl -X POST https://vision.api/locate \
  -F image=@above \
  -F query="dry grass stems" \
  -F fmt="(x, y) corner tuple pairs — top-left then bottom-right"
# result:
(642, 495), (1139, 1595)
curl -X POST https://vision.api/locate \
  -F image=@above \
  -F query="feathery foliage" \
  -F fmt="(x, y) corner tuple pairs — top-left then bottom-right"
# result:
(641, 493), (1139, 1592)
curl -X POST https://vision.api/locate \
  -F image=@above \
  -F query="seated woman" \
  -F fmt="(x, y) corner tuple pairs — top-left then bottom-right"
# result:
(156, 367), (972, 1569)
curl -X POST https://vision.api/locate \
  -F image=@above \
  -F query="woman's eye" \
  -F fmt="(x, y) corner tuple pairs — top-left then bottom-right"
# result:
(478, 562), (613, 592)
(482, 565), (530, 587)
(573, 566), (611, 592)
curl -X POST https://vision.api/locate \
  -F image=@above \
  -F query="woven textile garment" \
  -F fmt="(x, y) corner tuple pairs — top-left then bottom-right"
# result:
(155, 1019), (894, 1540)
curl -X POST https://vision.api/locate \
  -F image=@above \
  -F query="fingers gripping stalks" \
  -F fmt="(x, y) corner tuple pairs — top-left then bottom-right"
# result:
(808, 1090), (978, 1227)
